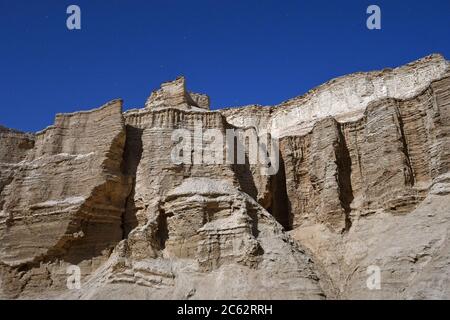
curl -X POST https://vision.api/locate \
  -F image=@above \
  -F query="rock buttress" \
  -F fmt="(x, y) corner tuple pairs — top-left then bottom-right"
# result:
(0, 100), (131, 298)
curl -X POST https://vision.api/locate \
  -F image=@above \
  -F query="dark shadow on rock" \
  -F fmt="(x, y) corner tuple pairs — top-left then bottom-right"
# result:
(121, 125), (144, 238)
(337, 124), (354, 231)
(267, 151), (293, 231)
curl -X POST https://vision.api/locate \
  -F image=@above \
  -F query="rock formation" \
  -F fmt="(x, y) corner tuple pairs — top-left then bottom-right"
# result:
(0, 54), (449, 299)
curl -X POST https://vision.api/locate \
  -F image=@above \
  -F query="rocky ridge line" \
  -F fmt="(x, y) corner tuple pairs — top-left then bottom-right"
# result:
(0, 54), (449, 299)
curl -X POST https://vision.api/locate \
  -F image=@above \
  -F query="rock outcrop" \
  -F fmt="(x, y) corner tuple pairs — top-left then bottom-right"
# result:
(0, 100), (130, 298)
(0, 54), (449, 299)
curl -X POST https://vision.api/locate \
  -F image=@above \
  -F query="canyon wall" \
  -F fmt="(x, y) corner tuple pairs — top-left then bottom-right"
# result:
(0, 54), (449, 299)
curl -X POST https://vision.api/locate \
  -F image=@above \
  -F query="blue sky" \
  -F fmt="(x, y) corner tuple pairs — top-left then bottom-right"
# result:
(1, 0), (449, 132)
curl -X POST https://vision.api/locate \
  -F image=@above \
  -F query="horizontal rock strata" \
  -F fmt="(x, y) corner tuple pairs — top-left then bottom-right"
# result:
(0, 54), (449, 299)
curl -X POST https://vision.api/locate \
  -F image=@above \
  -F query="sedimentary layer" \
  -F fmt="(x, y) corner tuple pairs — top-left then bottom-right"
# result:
(0, 54), (449, 299)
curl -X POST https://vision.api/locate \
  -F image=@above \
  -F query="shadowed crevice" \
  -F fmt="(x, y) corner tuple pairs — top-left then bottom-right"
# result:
(337, 124), (354, 231)
(267, 151), (293, 231)
(121, 125), (144, 238)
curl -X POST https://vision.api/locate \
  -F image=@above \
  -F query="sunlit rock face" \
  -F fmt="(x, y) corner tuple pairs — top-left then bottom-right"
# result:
(0, 54), (449, 299)
(144, 76), (210, 112)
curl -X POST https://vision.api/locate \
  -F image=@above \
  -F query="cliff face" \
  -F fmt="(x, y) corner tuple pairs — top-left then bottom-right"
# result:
(0, 101), (130, 297)
(0, 54), (449, 299)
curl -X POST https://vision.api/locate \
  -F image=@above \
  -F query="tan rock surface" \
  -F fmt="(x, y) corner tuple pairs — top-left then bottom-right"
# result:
(0, 54), (449, 299)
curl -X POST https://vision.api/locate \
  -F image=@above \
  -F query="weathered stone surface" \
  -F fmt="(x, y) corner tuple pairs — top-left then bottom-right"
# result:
(0, 54), (449, 299)
(280, 117), (352, 232)
(144, 76), (210, 112)
(0, 100), (131, 298)
(290, 194), (450, 299)
(63, 178), (324, 299)
(0, 126), (34, 164)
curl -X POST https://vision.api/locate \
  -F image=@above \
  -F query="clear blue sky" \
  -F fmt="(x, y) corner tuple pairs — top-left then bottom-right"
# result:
(1, 0), (449, 132)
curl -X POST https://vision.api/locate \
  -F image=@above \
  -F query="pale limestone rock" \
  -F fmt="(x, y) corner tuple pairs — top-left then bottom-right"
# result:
(221, 54), (449, 138)
(0, 54), (449, 299)
(144, 76), (210, 112)
(290, 194), (450, 299)
(65, 178), (324, 299)
(0, 100), (131, 298)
